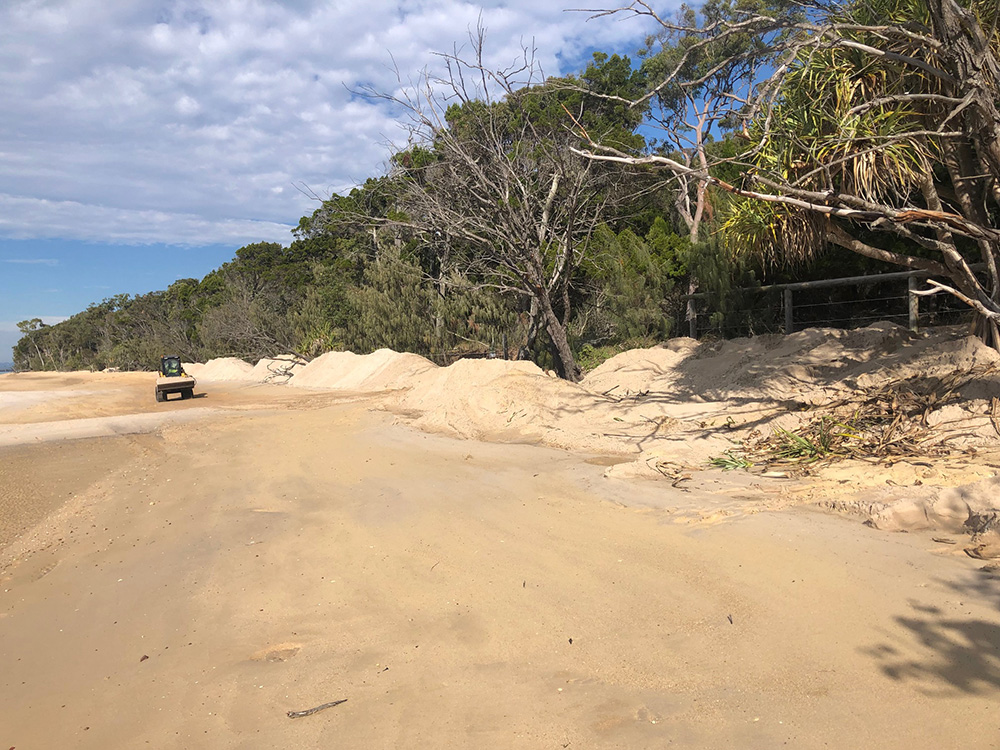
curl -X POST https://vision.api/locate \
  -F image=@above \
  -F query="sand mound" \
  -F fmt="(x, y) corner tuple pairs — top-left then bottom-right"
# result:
(866, 478), (1000, 534)
(186, 357), (256, 382)
(579, 324), (1000, 483)
(822, 477), (1000, 557)
(582, 322), (1000, 404)
(62, 323), (999, 554)
(290, 349), (437, 390)
(177, 324), (1000, 484)
(129, 325), (1000, 561)
(581, 338), (698, 396)
(390, 358), (623, 451)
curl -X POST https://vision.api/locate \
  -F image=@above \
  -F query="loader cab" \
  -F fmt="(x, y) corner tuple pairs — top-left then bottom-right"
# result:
(160, 355), (183, 377)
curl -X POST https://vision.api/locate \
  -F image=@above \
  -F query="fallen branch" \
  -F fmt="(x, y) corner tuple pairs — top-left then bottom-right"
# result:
(912, 280), (1000, 322)
(710, 365), (998, 471)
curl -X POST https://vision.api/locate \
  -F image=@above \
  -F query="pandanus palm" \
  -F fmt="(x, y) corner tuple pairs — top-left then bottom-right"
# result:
(724, 0), (1000, 338)
(583, 0), (1000, 346)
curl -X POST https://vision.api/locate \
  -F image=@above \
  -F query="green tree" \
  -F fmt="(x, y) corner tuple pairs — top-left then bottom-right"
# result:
(14, 318), (48, 369)
(585, 0), (1000, 346)
(580, 219), (688, 343)
(344, 249), (437, 355)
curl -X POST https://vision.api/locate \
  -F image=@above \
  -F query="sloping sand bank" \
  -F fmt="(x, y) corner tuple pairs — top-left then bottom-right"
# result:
(263, 324), (1000, 466)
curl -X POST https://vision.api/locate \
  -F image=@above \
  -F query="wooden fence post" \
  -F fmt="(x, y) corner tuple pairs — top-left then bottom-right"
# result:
(784, 289), (794, 334)
(686, 275), (699, 338)
(907, 275), (919, 332)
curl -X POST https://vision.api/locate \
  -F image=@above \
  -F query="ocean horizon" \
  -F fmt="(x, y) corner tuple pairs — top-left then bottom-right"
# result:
(0, 362), (13, 373)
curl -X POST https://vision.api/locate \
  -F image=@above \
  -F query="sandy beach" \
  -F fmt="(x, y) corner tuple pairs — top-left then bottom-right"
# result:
(2, 331), (1000, 748)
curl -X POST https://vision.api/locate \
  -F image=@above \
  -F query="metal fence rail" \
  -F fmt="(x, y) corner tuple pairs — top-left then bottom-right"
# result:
(683, 267), (979, 339)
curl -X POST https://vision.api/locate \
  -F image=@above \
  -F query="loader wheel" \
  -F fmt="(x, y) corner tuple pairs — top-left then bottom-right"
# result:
(155, 390), (165, 403)
(182, 388), (193, 400)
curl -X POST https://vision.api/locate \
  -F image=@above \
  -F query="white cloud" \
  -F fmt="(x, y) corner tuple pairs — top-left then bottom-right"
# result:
(0, 193), (293, 246)
(0, 0), (659, 247)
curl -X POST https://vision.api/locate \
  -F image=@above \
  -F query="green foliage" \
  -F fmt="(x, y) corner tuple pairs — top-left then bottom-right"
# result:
(708, 449), (754, 470)
(578, 220), (688, 345)
(576, 344), (619, 372)
(766, 421), (851, 463)
(27, 5), (995, 372)
(344, 249), (437, 355)
(708, 0), (1000, 352)
(539, 52), (649, 153)
(686, 233), (772, 334)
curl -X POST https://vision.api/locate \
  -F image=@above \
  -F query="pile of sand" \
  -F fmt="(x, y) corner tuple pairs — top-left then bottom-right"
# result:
(4, 321), (992, 556)
(580, 338), (699, 397)
(182, 357), (255, 382)
(391, 359), (633, 453)
(289, 350), (732, 457)
(183, 356), (307, 383)
(584, 322), (1000, 405)
(250, 356), (307, 383)
(291, 353), (621, 452)
(290, 349), (436, 391)
(821, 477), (1000, 558)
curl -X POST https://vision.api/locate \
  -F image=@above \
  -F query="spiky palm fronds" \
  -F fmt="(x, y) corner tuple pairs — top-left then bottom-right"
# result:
(726, 2), (944, 264)
(723, 199), (827, 266)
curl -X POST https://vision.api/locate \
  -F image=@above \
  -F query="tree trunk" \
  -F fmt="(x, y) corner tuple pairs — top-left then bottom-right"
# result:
(537, 287), (580, 382)
(30, 336), (47, 369)
(973, 314), (1000, 350)
(932, 0), (1000, 313)
(518, 297), (541, 361)
(434, 239), (450, 339)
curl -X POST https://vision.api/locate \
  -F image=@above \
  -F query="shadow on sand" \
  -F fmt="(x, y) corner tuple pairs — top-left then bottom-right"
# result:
(865, 568), (1000, 695)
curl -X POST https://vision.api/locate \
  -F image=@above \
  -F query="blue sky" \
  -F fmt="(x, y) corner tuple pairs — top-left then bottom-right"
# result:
(0, 0), (658, 362)
(0, 239), (242, 361)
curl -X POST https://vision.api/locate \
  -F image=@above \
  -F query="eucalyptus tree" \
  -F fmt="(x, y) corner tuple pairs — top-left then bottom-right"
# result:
(635, 0), (789, 242)
(14, 318), (48, 370)
(367, 31), (647, 381)
(580, 0), (1000, 345)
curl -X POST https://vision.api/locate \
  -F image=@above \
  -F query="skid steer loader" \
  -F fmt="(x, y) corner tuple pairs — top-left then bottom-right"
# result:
(154, 355), (196, 402)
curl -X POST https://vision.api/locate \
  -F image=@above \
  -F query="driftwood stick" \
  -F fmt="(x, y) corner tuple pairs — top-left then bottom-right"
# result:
(287, 699), (347, 718)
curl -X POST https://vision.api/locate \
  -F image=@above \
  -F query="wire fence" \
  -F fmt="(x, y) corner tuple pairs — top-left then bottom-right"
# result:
(681, 269), (976, 340)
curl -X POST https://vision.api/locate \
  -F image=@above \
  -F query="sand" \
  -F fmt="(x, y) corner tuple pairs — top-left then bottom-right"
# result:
(2, 326), (1000, 748)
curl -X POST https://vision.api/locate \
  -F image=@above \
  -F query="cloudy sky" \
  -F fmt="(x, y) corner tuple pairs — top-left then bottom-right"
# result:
(0, 0), (658, 361)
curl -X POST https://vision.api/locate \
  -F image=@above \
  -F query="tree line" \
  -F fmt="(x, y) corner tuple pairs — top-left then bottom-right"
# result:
(16, 0), (993, 376)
